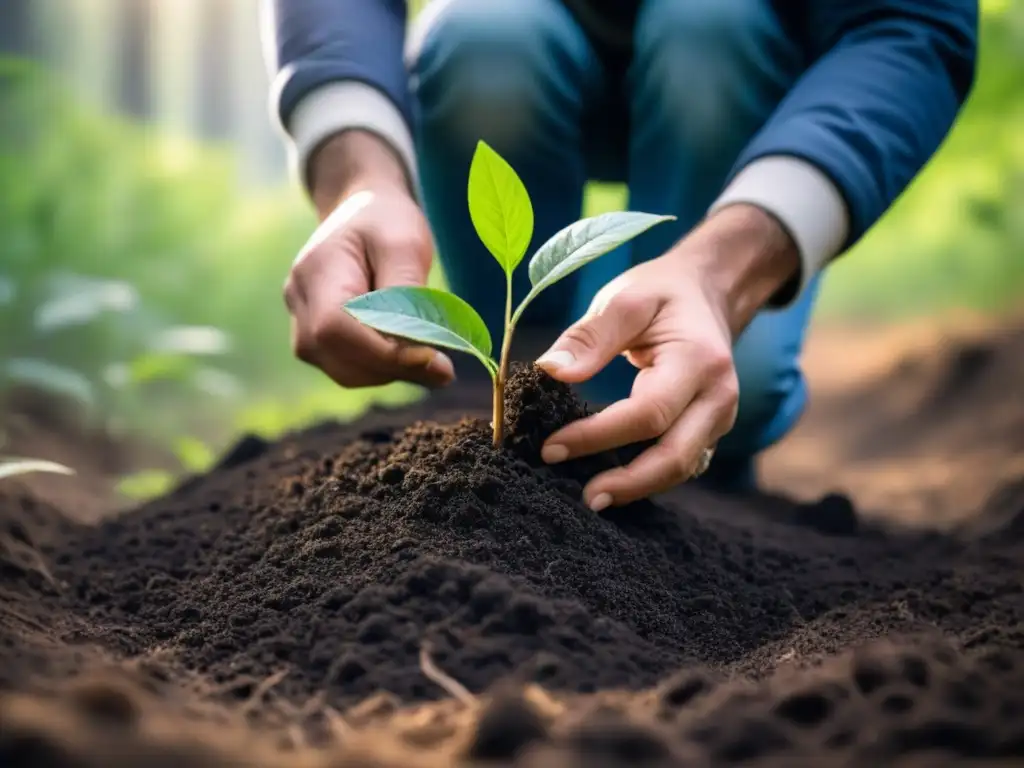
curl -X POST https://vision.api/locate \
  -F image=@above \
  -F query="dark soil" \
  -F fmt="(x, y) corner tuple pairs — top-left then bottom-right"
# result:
(3, 352), (1024, 766)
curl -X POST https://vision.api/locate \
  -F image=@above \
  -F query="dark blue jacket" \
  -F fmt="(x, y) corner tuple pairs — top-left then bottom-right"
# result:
(268, 0), (977, 249)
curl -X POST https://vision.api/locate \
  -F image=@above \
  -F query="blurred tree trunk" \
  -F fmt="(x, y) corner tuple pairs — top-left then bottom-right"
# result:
(230, 0), (288, 186)
(196, 0), (232, 139)
(116, 0), (153, 118)
(0, 0), (39, 56)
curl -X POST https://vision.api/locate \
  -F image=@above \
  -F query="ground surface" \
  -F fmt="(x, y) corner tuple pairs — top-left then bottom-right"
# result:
(2, 315), (1024, 767)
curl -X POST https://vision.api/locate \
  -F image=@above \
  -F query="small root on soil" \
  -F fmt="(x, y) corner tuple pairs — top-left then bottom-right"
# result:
(420, 643), (476, 709)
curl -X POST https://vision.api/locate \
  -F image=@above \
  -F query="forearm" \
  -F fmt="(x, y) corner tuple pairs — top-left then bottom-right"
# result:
(669, 205), (800, 337)
(710, 0), (977, 308)
(309, 131), (412, 218)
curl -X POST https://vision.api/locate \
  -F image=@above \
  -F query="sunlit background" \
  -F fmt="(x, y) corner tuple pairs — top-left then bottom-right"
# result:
(2, 0), (1022, 497)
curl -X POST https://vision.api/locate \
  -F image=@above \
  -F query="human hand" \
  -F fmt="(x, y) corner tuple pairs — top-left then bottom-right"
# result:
(284, 132), (455, 389)
(536, 204), (800, 510)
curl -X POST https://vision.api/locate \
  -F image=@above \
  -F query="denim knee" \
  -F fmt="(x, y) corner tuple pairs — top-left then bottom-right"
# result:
(631, 0), (800, 165)
(410, 0), (599, 153)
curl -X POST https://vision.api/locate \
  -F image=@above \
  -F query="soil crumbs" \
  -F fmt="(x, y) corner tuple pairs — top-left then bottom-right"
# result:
(4, 329), (1024, 767)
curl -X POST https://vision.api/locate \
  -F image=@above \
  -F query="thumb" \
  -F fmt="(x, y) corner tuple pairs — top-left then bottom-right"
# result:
(536, 295), (651, 383)
(368, 230), (454, 382)
(369, 218), (435, 289)
(373, 248), (431, 289)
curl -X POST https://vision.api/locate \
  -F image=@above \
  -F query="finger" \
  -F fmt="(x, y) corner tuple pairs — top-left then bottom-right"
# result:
(299, 281), (454, 389)
(364, 225), (450, 384)
(536, 292), (656, 383)
(582, 393), (730, 510)
(283, 273), (302, 314)
(541, 356), (700, 463)
(309, 314), (455, 389)
(294, 241), (453, 389)
(318, 345), (455, 389)
(393, 342), (456, 385)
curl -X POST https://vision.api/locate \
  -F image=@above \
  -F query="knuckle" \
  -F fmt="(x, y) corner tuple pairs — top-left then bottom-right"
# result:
(716, 373), (741, 408)
(562, 320), (604, 351)
(412, 216), (437, 251)
(651, 444), (690, 482)
(607, 291), (649, 326)
(671, 451), (693, 481)
(309, 319), (338, 349)
(378, 236), (416, 256)
(292, 241), (322, 271)
(377, 230), (428, 258)
(283, 271), (306, 307)
(641, 399), (674, 437)
(700, 346), (734, 378)
(292, 332), (316, 364)
(386, 261), (428, 288)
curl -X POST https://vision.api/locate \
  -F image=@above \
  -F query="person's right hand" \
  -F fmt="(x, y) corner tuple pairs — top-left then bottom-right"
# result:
(284, 133), (455, 389)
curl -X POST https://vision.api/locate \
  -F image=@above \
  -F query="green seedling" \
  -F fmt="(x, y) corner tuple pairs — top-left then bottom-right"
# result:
(344, 141), (674, 446)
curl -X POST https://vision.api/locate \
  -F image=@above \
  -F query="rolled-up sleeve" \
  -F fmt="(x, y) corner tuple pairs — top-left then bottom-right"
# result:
(260, 0), (416, 191)
(711, 0), (978, 306)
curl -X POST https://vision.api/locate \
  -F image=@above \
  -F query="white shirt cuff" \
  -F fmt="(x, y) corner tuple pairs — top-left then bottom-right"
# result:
(281, 81), (419, 200)
(708, 156), (850, 307)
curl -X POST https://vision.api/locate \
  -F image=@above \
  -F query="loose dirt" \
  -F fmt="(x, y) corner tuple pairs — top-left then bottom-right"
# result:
(2, 320), (1024, 766)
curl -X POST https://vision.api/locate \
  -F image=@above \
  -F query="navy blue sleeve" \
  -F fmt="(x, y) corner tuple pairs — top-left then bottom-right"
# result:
(736, 0), (978, 248)
(269, 0), (411, 129)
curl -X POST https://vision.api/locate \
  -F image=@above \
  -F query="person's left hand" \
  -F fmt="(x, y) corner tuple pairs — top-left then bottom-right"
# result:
(535, 204), (799, 511)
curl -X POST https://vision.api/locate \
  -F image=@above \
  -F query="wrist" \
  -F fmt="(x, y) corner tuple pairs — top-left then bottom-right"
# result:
(669, 204), (800, 336)
(309, 130), (413, 219)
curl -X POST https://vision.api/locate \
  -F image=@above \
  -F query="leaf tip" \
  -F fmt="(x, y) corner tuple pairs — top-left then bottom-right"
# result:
(472, 139), (494, 161)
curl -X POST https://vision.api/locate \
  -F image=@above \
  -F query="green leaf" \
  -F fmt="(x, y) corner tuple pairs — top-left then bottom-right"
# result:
(467, 140), (534, 274)
(0, 458), (75, 481)
(174, 436), (215, 473)
(116, 469), (175, 501)
(344, 286), (497, 374)
(513, 212), (675, 324)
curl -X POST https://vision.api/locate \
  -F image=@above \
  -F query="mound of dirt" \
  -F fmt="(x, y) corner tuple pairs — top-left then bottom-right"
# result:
(763, 317), (1024, 529)
(2, 356), (1024, 766)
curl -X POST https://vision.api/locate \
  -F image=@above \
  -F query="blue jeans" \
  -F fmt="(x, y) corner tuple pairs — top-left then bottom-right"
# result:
(409, 0), (817, 491)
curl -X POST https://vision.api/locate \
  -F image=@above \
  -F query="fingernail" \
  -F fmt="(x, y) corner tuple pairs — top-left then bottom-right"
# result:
(588, 492), (613, 513)
(536, 349), (575, 372)
(426, 351), (454, 376)
(397, 345), (435, 367)
(541, 444), (569, 464)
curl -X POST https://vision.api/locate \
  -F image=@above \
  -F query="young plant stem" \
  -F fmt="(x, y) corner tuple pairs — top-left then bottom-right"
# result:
(492, 277), (515, 447)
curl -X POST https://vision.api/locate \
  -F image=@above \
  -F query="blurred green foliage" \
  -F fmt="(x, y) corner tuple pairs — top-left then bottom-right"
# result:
(817, 1), (1024, 318)
(1, 0), (1022, 497)
(0, 57), (418, 482)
